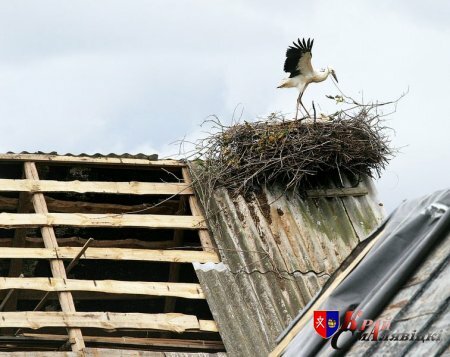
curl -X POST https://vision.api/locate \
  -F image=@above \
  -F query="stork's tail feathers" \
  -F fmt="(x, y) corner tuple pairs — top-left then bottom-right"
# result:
(277, 78), (294, 88)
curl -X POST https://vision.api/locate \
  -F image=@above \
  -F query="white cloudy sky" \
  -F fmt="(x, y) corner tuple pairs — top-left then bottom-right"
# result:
(0, 1), (449, 212)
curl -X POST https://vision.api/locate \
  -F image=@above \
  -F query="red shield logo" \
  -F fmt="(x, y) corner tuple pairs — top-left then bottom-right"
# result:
(314, 310), (340, 339)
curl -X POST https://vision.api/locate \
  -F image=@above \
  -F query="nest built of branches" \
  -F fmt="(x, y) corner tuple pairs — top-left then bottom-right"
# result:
(189, 98), (395, 197)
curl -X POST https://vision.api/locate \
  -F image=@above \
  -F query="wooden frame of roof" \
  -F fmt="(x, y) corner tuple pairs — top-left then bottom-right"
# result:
(0, 154), (222, 354)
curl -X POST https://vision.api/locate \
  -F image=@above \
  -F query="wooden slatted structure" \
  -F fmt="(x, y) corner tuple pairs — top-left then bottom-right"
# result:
(0, 153), (223, 354)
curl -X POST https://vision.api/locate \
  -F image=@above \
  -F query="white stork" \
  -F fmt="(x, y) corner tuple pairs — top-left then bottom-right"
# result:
(278, 38), (338, 119)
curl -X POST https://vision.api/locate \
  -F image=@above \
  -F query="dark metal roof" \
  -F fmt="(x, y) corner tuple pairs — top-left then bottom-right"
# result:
(280, 189), (450, 357)
(195, 176), (384, 357)
(346, 233), (450, 356)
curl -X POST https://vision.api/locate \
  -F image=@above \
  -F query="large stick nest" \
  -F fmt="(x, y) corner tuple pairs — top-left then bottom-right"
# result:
(190, 102), (395, 195)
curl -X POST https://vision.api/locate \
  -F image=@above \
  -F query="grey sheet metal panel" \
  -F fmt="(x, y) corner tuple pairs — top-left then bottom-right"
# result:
(195, 177), (384, 357)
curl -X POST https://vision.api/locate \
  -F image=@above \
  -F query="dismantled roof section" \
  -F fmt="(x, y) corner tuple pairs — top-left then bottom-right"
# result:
(0, 153), (224, 356)
(0, 152), (388, 356)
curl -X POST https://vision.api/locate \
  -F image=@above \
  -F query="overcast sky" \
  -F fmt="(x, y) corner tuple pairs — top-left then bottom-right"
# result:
(0, 1), (449, 212)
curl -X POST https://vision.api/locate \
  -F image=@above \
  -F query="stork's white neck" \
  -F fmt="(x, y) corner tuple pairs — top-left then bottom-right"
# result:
(312, 68), (330, 83)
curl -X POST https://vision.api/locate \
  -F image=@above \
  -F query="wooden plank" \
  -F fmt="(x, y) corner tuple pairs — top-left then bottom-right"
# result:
(23, 162), (85, 352)
(164, 198), (186, 315)
(0, 213), (206, 229)
(0, 290), (162, 301)
(83, 348), (164, 357)
(83, 349), (165, 357)
(182, 168), (217, 255)
(0, 278), (205, 299)
(0, 312), (214, 332)
(4, 191), (30, 314)
(0, 353), (77, 357)
(44, 196), (179, 214)
(0, 153), (184, 167)
(0, 179), (193, 195)
(0, 247), (220, 263)
(0, 195), (180, 214)
(0, 195), (16, 210)
(199, 319), (219, 332)
(0, 237), (177, 249)
(306, 187), (368, 198)
(20, 333), (225, 350)
(269, 228), (386, 357)
(0, 274), (23, 311)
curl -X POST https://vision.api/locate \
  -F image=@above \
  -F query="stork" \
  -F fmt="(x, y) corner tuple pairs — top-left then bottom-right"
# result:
(278, 38), (338, 119)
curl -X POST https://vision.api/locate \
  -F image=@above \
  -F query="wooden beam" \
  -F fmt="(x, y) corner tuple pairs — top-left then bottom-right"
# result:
(0, 153), (184, 167)
(182, 168), (217, 255)
(164, 198), (186, 315)
(0, 274), (24, 311)
(0, 291), (163, 301)
(0, 247), (219, 263)
(23, 162), (85, 352)
(0, 213), (206, 229)
(0, 353), (77, 357)
(29, 239), (94, 316)
(0, 237), (177, 249)
(0, 195), (180, 214)
(0, 312), (216, 332)
(0, 195), (16, 210)
(19, 333), (225, 351)
(0, 278), (205, 299)
(44, 196), (179, 214)
(4, 190), (30, 313)
(306, 187), (368, 198)
(0, 179), (193, 195)
(82, 348), (165, 357)
(199, 320), (219, 332)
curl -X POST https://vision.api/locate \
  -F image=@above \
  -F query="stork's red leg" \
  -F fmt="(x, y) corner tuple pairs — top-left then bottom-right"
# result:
(295, 93), (301, 120)
(299, 93), (311, 119)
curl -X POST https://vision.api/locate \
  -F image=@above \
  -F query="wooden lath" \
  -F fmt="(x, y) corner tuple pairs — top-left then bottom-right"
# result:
(0, 311), (218, 332)
(0, 236), (179, 249)
(0, 194), (180, 214)
(19, 333), (225, 351)
(4, 191), (30, 313)
(23, 162), (85, 351)
(0, 212), (206, 229)
(0, 156), (222, 353)
(306, 186), (369, 198)
(0, 247), (219, 263)
(0, 179), (193, 195)
(0, 153), (183, 167)
(182, 167), (216, 253)
(0, 278), (205, 299)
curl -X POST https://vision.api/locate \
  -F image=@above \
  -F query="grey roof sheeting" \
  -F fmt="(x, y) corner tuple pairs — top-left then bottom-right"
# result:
(5, 151), (159, 160)
(282, 189), (450, 357)
(195, 176), (384, 357)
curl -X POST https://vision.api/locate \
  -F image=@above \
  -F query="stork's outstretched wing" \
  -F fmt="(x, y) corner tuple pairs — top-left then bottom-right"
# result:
(283, 38), (314, 78)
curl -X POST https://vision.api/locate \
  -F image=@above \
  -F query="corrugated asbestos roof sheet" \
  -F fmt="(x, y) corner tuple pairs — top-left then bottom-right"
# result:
(5, 151), (159, 160)
(195, 176), (384, 357)
(163, 353), (227, 357)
